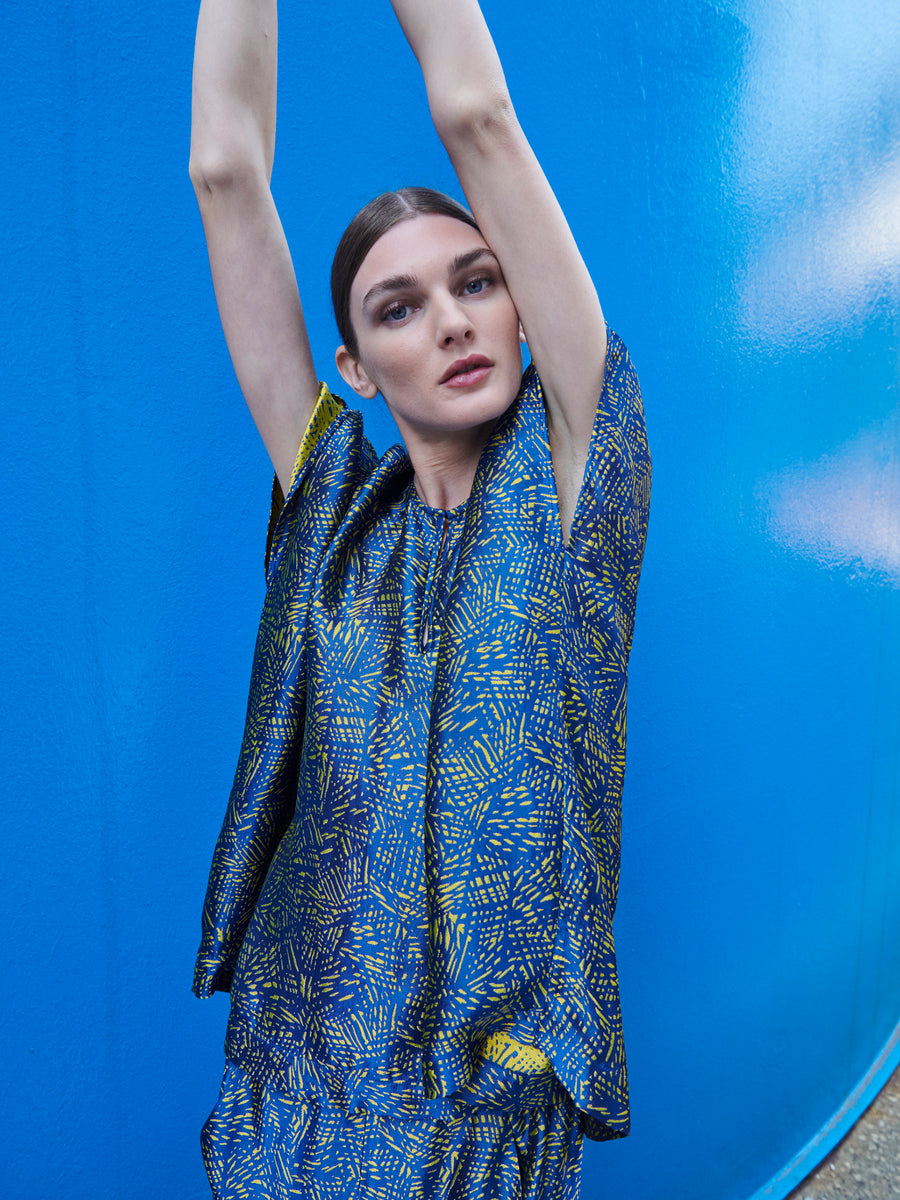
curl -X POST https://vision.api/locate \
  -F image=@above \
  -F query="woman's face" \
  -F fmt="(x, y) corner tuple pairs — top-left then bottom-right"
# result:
(336, 214), (524, 444)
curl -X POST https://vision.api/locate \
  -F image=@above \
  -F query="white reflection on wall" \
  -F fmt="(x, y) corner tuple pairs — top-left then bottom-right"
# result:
(734, 0), (900, 196)
(733, 0), (900, 344)
(762, 417), (900, 584)
(740, 156), (900, 344)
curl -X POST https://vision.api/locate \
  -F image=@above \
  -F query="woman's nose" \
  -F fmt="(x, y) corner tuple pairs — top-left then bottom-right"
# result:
(434, 294), (474, 345)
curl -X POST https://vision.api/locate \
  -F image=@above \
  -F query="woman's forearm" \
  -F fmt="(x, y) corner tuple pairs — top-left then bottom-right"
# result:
(389, 0), (513, 138)
(190, 0), (278, 189)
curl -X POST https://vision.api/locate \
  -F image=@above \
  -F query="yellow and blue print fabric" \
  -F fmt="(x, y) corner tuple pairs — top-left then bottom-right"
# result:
(194, 331), (651, 1143)
(202, 1060), (583, 1200)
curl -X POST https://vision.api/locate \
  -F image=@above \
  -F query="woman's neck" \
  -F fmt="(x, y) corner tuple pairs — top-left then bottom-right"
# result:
(401, 418), (497, 510)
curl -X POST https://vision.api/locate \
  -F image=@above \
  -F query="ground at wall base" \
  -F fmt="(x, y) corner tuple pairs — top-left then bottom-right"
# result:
(786, 1063), (900, 1199)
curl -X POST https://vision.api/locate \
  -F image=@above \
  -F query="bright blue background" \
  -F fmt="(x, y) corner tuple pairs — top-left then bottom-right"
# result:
(3, 1), (899, 1197)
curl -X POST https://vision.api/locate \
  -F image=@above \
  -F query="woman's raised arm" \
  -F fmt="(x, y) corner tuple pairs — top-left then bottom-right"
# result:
(390, 0), (607, 539)
(190, 0), (319, 491)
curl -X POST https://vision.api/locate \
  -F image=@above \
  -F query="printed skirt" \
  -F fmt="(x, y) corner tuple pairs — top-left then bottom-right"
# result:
(201, 1051), (584, 1200)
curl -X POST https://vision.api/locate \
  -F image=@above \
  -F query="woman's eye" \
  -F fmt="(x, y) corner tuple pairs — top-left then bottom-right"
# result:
(464, 277), (490, 295)
(384, 303), (410, 322)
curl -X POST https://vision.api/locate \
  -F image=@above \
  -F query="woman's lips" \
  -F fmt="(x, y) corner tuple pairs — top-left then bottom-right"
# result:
(440, 356), (493, 386)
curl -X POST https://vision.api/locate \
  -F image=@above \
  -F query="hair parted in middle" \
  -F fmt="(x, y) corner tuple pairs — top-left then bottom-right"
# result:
(331, 187), (481, 358)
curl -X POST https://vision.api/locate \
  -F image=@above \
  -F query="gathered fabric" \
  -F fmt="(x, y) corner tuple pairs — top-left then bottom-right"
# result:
(202, 1059), (584, 1200)
(194, 331), (651, 1146)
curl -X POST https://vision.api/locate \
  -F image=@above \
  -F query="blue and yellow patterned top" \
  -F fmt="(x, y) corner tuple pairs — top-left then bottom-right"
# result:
(194, 331), (650, 1141)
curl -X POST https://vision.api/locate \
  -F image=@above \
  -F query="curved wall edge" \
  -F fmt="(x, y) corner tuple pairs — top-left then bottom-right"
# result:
(748, 1020), (900, 1200)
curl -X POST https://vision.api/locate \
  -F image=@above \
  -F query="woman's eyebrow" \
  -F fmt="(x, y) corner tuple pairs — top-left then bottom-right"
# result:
(361, 248), (498, 311)
(449, 248), (499, 275)
(362, 273), (418, 310)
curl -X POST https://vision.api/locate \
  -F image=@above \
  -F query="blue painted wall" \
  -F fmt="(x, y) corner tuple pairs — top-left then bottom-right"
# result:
(3, 1), (899, 1197)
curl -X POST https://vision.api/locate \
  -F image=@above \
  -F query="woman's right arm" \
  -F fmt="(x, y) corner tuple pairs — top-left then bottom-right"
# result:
(190, 0), (319, 492)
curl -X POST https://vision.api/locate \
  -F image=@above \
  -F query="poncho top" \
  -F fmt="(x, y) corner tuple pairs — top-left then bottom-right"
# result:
(194, 330), (651, 1141)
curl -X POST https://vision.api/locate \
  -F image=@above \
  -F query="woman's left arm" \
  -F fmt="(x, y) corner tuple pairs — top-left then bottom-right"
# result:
(390, 0), (607, 540)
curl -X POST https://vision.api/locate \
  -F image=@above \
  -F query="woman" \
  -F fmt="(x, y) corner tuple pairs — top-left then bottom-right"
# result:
(190, 0), (651, 1196)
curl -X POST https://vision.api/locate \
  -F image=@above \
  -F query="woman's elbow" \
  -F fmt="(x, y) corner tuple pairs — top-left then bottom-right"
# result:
(188, 147), (265, 202)
(431, 88), (518, 151)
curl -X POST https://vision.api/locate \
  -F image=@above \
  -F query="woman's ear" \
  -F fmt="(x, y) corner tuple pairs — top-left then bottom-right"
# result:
(335, 345), (378, 400)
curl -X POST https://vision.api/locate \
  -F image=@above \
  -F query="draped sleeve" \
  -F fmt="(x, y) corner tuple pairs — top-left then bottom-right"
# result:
(193, 385), (376, 997)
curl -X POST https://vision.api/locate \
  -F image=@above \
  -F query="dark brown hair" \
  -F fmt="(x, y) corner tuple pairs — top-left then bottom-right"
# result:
(331, 187), (480, 358)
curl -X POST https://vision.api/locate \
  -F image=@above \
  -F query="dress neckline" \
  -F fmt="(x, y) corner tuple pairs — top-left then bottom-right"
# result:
(405, 480), (469, 521)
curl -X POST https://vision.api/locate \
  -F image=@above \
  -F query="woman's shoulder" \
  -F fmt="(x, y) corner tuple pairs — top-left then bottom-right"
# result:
(265, 390), (415, 580)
